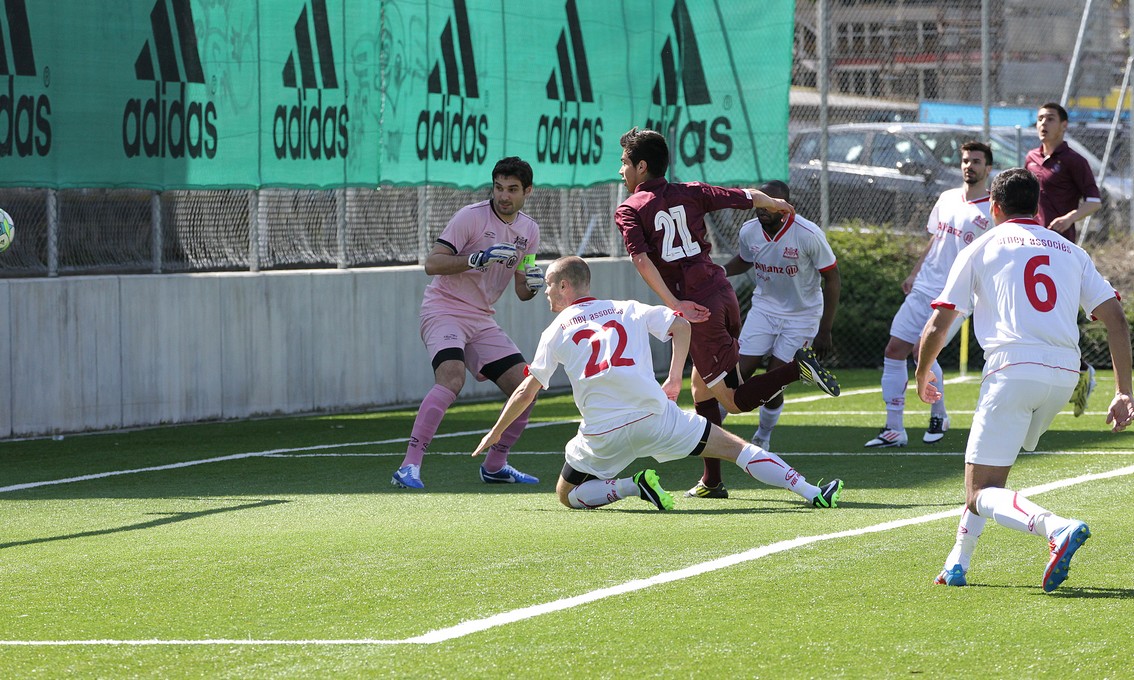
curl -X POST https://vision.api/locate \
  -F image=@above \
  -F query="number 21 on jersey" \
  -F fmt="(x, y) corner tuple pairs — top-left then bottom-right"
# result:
(655, 206), (702, 262)
(571, 320), (636, 377)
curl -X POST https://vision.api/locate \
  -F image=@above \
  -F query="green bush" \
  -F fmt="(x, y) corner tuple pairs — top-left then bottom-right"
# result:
(825, 225), (923, 368)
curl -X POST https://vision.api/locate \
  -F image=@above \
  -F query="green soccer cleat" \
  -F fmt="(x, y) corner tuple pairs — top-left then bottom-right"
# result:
(633, 469), (674, 511)
(812, 478), (844, 508)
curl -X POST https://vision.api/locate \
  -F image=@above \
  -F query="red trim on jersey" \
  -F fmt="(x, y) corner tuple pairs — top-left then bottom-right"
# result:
(982, 362), (1081, 380)
(582, 413), (654, 437)
(1004, 218), (1044, 227)
(772, 213), (796, 243)
(572, 297), (597, 304)
(523, 365), (531, 377)
(931, 301), (957, 310)
(968, 195), (990, 205)
(818, 262), (838, 272)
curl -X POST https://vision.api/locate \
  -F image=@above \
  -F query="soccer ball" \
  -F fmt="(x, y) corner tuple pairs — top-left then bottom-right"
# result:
(0, 209), (13, 253)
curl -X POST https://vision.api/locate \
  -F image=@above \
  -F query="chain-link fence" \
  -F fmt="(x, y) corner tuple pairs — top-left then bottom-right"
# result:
(790, 0), (1134, 239)
(3, 0), (1133, 372)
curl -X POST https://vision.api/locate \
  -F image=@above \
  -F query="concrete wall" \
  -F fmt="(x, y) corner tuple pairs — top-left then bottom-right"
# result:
(1, 258), (666, 437)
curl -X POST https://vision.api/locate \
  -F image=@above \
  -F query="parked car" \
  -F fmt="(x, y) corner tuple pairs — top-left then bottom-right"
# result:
(790, 122), (1130, 236)
(788, 123), (1017, 230)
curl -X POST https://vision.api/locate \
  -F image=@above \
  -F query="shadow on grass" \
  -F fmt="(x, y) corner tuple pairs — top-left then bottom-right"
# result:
(0, 498), (288, 550)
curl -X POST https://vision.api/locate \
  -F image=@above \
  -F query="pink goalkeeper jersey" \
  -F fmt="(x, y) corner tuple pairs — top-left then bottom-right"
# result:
(737, 213), (836, 319)
(421, 200), (540, 318)
(527, 297), (678, 434)
(911, 188), (992, 298)
(932, 218), (1116, 378)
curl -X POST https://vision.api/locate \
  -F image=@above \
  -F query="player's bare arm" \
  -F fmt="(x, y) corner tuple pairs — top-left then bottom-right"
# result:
(747, 189), (794, 218)
(630, 252), (710, 322)
(915, 307), (959, 403)
(473, 373), (542, 456)
(1049, 200), (1102, 237)
(814, 267), (841, 355)
(662, 316), (692, 401)
(904, 239), (933, 294)
(722, 254), (753, 278)
(1092, 297), (1134, 432)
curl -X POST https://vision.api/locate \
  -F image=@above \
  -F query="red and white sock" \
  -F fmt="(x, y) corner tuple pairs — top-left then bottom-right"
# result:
(567, 478), (637, 509)
(734, 444), (819, 500)
(974, 487), (1065, 537)
(944, 507), (986, 571)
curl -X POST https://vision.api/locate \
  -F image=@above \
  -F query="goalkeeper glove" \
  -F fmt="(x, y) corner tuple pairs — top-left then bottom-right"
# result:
(524, 263), (544, 293)
(468, 242), (518, 269)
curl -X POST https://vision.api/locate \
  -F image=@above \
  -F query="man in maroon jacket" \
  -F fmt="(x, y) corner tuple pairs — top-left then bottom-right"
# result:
(1025, 102), (1104, 417)
(615, 127), (840, 499)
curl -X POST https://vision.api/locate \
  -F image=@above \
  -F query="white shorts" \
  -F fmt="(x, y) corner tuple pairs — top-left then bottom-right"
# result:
(965, 368), (1078, 467)
(738, 308), (819, 363)
(890, 289), (963, 346)
(565, 400), (708, 479)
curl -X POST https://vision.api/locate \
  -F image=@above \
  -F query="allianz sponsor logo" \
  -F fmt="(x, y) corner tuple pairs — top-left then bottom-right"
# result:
(122, 0), (217, 159)
(537, 0), (601, 166)
(0, 0), (51, 158)
(416, 0), (487, 165)
(644, 0), (731, 165)
(273, 0), (349, 160)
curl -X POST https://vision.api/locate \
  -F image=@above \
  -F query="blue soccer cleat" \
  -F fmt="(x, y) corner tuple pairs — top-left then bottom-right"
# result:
(391, 464), (424, 489)
(480, 464), (539, 484)
(934, 564), (967, 587)
(1043, 520), (1090, 592)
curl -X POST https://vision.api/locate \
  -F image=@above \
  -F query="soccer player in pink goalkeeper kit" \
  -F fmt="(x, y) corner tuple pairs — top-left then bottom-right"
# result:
(473, 256), (843, 512)
(916, 168), (1133, 592)
(392, 157), (546, 490)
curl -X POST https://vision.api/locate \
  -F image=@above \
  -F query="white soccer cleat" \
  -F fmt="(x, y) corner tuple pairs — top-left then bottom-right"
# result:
(923, 415), (950, 444)
(865, 427), (908, 448)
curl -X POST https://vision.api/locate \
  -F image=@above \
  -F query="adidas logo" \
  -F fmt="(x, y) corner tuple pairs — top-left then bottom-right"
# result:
(536, 0), (602, 166)
(1, 0), (51, 158)
(273, 0), (349, 160)
(416, 0), (488, 165)
(122, 0), (217, 159)
(645, 0), (731, 166)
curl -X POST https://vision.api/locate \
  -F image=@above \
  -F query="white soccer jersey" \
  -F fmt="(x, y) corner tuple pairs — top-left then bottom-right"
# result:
(736, 213), (837, 318)
(527, 297), (678, 434)
(911, 188), (992, 298)
(932, 218), (1117, 377)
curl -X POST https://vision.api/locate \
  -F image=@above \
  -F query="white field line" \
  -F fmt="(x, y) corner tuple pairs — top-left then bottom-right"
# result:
(2, 463), (1133, 647)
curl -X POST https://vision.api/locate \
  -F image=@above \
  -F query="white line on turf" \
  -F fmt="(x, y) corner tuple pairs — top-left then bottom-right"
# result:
(4, 463), (1133, 647)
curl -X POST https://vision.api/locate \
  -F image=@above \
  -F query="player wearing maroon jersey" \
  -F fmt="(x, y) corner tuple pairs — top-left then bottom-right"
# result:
(1026, 102), (1104, 417)
(615, 127), (840, 499)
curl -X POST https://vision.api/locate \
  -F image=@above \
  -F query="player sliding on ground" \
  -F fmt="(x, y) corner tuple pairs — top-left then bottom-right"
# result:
(472, 256), (844, 511)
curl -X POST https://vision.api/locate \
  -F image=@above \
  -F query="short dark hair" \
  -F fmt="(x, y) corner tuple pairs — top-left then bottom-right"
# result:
(619, 127), (669, 178)
(1039, 102), (1069, 122)
(550, 255), (590, 290)
(961, 140), (993, 166)
(990, 168), (1040, 216)
(759, 179), (790, 203)
(492, 157), (533, 188)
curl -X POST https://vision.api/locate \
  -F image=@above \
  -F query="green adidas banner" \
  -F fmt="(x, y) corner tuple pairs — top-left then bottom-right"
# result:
(1, 0), (791, 190)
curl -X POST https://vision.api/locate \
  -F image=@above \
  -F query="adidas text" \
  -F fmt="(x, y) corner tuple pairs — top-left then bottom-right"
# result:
(537, 101), (602, 165)
(416, 94), (488, 164)
(273, 88), (349, 160)
(0, 77), (51, 157)
(122, 81), (217, 159)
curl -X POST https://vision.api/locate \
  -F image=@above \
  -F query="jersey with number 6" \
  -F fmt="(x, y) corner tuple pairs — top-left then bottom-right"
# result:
(527, 297), (678, 434)
(616, 178), (753, 303)
(932, 218), (1116, 377)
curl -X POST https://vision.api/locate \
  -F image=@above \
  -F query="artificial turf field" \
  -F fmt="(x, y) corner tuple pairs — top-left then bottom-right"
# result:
(2, 368), (1133, 678)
